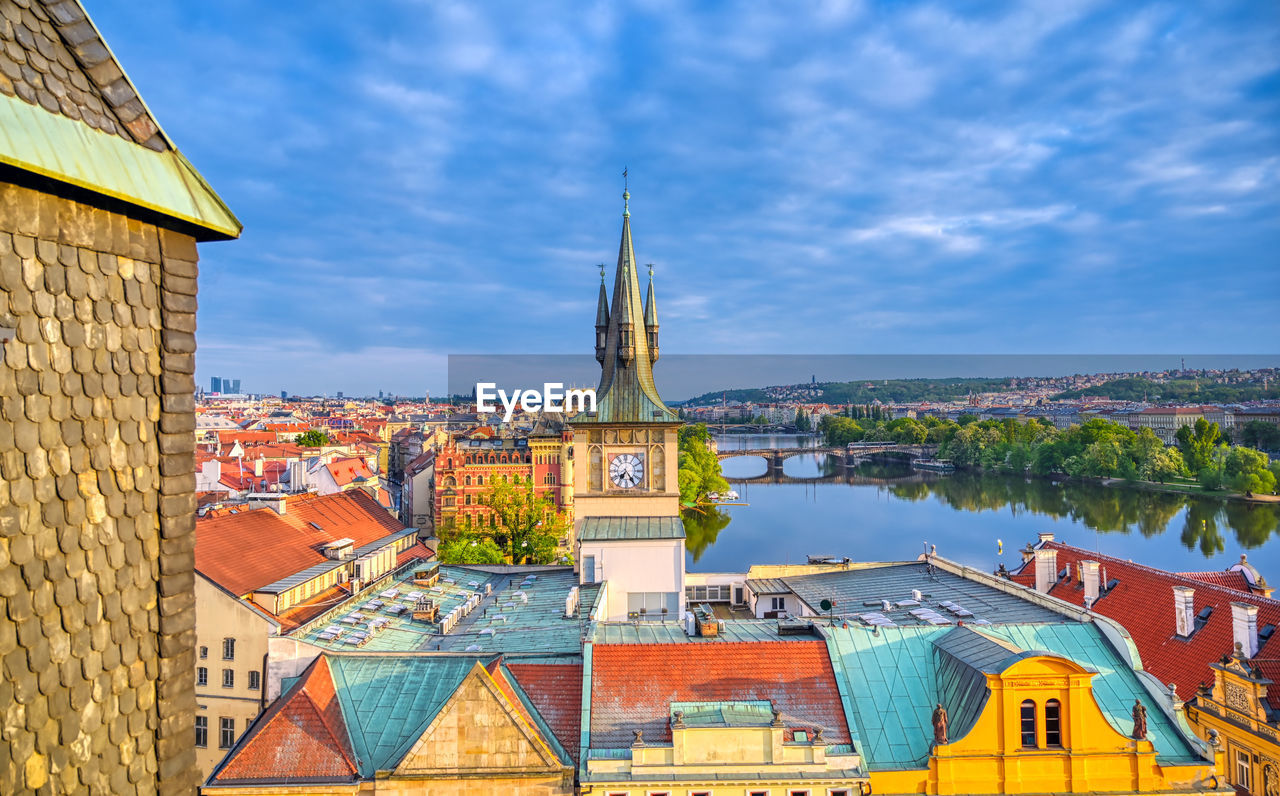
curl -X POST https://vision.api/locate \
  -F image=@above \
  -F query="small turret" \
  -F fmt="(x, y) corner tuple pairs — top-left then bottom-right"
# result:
(644, 264), (659, 363)
(594, 265), (609, 363)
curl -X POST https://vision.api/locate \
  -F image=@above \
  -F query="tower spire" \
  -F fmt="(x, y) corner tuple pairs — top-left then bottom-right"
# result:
(644, 263), (659, 363)
(594, 264), (609, 363)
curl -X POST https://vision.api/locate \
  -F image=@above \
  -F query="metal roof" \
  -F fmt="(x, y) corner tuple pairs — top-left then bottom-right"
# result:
(0, 93), (240, 240)
(745, 577), (791, 595)
(670, 700), (774, 728)
(824, 622), (1205, 772)
(783, 563), (1065, 625)
(578, 516), (685, 542)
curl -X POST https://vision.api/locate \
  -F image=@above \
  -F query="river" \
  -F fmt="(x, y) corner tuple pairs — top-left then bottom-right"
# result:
(684, 434), (1280, 580)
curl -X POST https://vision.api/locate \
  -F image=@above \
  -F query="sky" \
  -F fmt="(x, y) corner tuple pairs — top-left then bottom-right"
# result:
(88, 1), (1280, 396)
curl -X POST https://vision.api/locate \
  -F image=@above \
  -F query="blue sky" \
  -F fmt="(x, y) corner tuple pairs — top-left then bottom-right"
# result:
(89, 1), (1280, 396)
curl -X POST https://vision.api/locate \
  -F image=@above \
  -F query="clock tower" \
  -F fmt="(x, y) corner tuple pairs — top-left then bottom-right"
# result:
(569, 187), (686, 620)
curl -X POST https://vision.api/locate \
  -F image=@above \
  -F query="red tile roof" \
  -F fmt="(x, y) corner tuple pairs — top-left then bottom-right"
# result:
(196, 490), (404, 597)
(1176, 570), (1253, 592)
(589, 642), (850, 748)
(395, 542), (433, 569)
(214, 656), (357, 783)
(507, 663), (583, 762)
(326, 457), (375, 487)
(1013, 541), (1280, 705)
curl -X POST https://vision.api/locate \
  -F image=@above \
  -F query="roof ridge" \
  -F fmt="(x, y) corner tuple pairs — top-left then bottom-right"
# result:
(300, 657), (359, 774)
(1042, 541), (1275, 605)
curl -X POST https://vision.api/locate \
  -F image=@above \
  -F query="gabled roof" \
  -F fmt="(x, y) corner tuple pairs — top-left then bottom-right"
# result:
(1177, 569), (1252, 592)
(589, 641), (850, 748)
(329, 654), (486, 776)
(0, 2), (240, 239)
(1012, 540), (1280, 708)
(212, 656), (358, 784)
(196, 490), (406, 597)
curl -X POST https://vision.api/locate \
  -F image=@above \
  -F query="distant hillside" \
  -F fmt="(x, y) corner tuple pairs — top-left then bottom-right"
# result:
(1055, 377), (1280, 402)
(681, 377), (1010, 406)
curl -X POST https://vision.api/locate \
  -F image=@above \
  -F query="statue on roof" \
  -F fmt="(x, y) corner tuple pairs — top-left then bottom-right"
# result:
(932, 703), (948, 744)
(1131, 699), (1148, 739)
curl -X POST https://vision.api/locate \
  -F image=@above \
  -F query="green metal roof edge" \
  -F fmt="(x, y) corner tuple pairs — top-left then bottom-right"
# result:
(822, 632), (869, 764)
(578, 642), (593, 781)
(0, 93), (242, 240)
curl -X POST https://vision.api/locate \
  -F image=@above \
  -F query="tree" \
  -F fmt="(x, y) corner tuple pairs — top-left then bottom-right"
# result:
(678, 424), (729, 503)
(483, 475), (571, 564)
(1223, 446), (1277, 496)
(437, 534), (505, 565)
(794, 408), (812, 432)
(1175, 418), (1220, 474)
(1240, 421), (1280, 451)
(295, 429), (331, 447)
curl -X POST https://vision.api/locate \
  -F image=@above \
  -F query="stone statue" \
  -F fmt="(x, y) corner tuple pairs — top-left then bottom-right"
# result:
(932, 703), (948, 744)
(632, 729), (644, 747)
(1131, 699), (1148, 739)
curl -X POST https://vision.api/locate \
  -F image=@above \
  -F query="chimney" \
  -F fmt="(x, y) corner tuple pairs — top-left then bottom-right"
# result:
(1034, 548), (1057, 594)
(1232, 602), (1259, 658)
(253, 458), (264, 477)
(1037, 532), (1055, 544)
(1173, 586), (1195, 637)
(1082, 561), (1101, 606)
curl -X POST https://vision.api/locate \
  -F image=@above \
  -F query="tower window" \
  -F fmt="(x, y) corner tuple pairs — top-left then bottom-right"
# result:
(1045, 699), (1062, 747)
(1020, 700), (1037, 748)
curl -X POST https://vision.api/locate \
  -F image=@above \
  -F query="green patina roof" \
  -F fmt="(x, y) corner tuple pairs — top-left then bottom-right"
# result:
(578, 516), (685, 542)
(671, 700), (775, 728)
(825, 622), (1205, 772)
(572, 204), (676, 425)
(0, 93), (240, 240)
(329, 654), (491, 776)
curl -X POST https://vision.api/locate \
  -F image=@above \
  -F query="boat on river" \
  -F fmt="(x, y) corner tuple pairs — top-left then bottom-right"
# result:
(912, 458), (956, 472)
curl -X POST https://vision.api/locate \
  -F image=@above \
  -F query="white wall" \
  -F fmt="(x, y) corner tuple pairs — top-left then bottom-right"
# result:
(579, 537), (685, 621)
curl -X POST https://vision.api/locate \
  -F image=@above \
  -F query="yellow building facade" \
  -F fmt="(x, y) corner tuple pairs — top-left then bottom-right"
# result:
(1186, 651), (1280, 795)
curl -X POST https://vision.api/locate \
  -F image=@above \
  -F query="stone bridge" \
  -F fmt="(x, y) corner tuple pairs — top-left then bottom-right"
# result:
(726, 469), (943, 486)
(716, 443), (939, 472)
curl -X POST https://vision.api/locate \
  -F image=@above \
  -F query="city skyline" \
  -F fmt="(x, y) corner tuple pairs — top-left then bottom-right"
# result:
(90, 1), (1280, 395)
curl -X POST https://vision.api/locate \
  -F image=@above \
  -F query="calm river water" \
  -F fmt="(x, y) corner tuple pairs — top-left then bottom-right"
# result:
(686, 434), (1280, 579)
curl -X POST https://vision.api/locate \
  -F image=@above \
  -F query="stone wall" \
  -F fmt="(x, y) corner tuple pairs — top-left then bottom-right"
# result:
(0, 180), (198, 793)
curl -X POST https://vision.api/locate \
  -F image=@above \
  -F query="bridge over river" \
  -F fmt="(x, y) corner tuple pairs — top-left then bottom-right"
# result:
(716, 443), (939, 474)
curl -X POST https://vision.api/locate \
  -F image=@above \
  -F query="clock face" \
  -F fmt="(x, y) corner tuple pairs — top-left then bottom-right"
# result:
(608, 452), (644, 489)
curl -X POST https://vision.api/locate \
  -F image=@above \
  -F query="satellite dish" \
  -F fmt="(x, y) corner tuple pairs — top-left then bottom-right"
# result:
(820, 598), (834, 612)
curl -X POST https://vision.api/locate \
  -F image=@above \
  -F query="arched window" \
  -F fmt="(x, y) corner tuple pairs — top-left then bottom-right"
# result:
(1020, 700), (1037, 748)
(1044, 699), (1062, 747)
(465, 495), (472, 505)
(477, 476), (484, 486)
(444, 476), (456, 487)
(464, 475), (471, 486)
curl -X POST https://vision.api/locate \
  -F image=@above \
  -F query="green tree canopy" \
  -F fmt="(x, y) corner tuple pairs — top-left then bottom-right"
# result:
(295, 429), (331, 447)
(678, 423), (729, 503)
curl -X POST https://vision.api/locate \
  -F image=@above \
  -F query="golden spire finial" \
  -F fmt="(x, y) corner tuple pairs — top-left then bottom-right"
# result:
(622, 166), (630, 217)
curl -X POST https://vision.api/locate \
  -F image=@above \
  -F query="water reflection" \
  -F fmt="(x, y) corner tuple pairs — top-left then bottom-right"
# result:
(688, 435), (1280, 573)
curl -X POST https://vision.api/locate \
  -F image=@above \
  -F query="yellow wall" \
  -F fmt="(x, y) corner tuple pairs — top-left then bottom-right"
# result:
(194, 574), (276, 781)
(872, 655), (1222, 796)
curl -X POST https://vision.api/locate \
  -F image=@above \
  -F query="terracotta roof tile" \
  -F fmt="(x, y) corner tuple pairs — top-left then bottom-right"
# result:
(1015, 541), (1280, 707)
(589, 642), (849, 748)
(1176, 570), (1253, 592)
(507, 663), (583, 761)
(214, 656), (357, 783)
(196, 490), (404, 597)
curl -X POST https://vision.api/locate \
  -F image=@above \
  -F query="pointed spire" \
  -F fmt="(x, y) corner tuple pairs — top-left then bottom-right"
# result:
(576, 183), (676, 424)
(644, 264), (659, 364)
(595, 264), (609, 364)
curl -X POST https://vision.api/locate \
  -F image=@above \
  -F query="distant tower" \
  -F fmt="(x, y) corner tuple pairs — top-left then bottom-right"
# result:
(210, 376), (221, 393)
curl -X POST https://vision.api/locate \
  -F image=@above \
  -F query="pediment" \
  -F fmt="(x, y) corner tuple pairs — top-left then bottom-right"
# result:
(393, 663), (562, 776)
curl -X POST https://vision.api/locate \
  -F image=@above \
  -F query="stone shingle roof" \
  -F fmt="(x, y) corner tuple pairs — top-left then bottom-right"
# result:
(0, 0), (166, 149)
